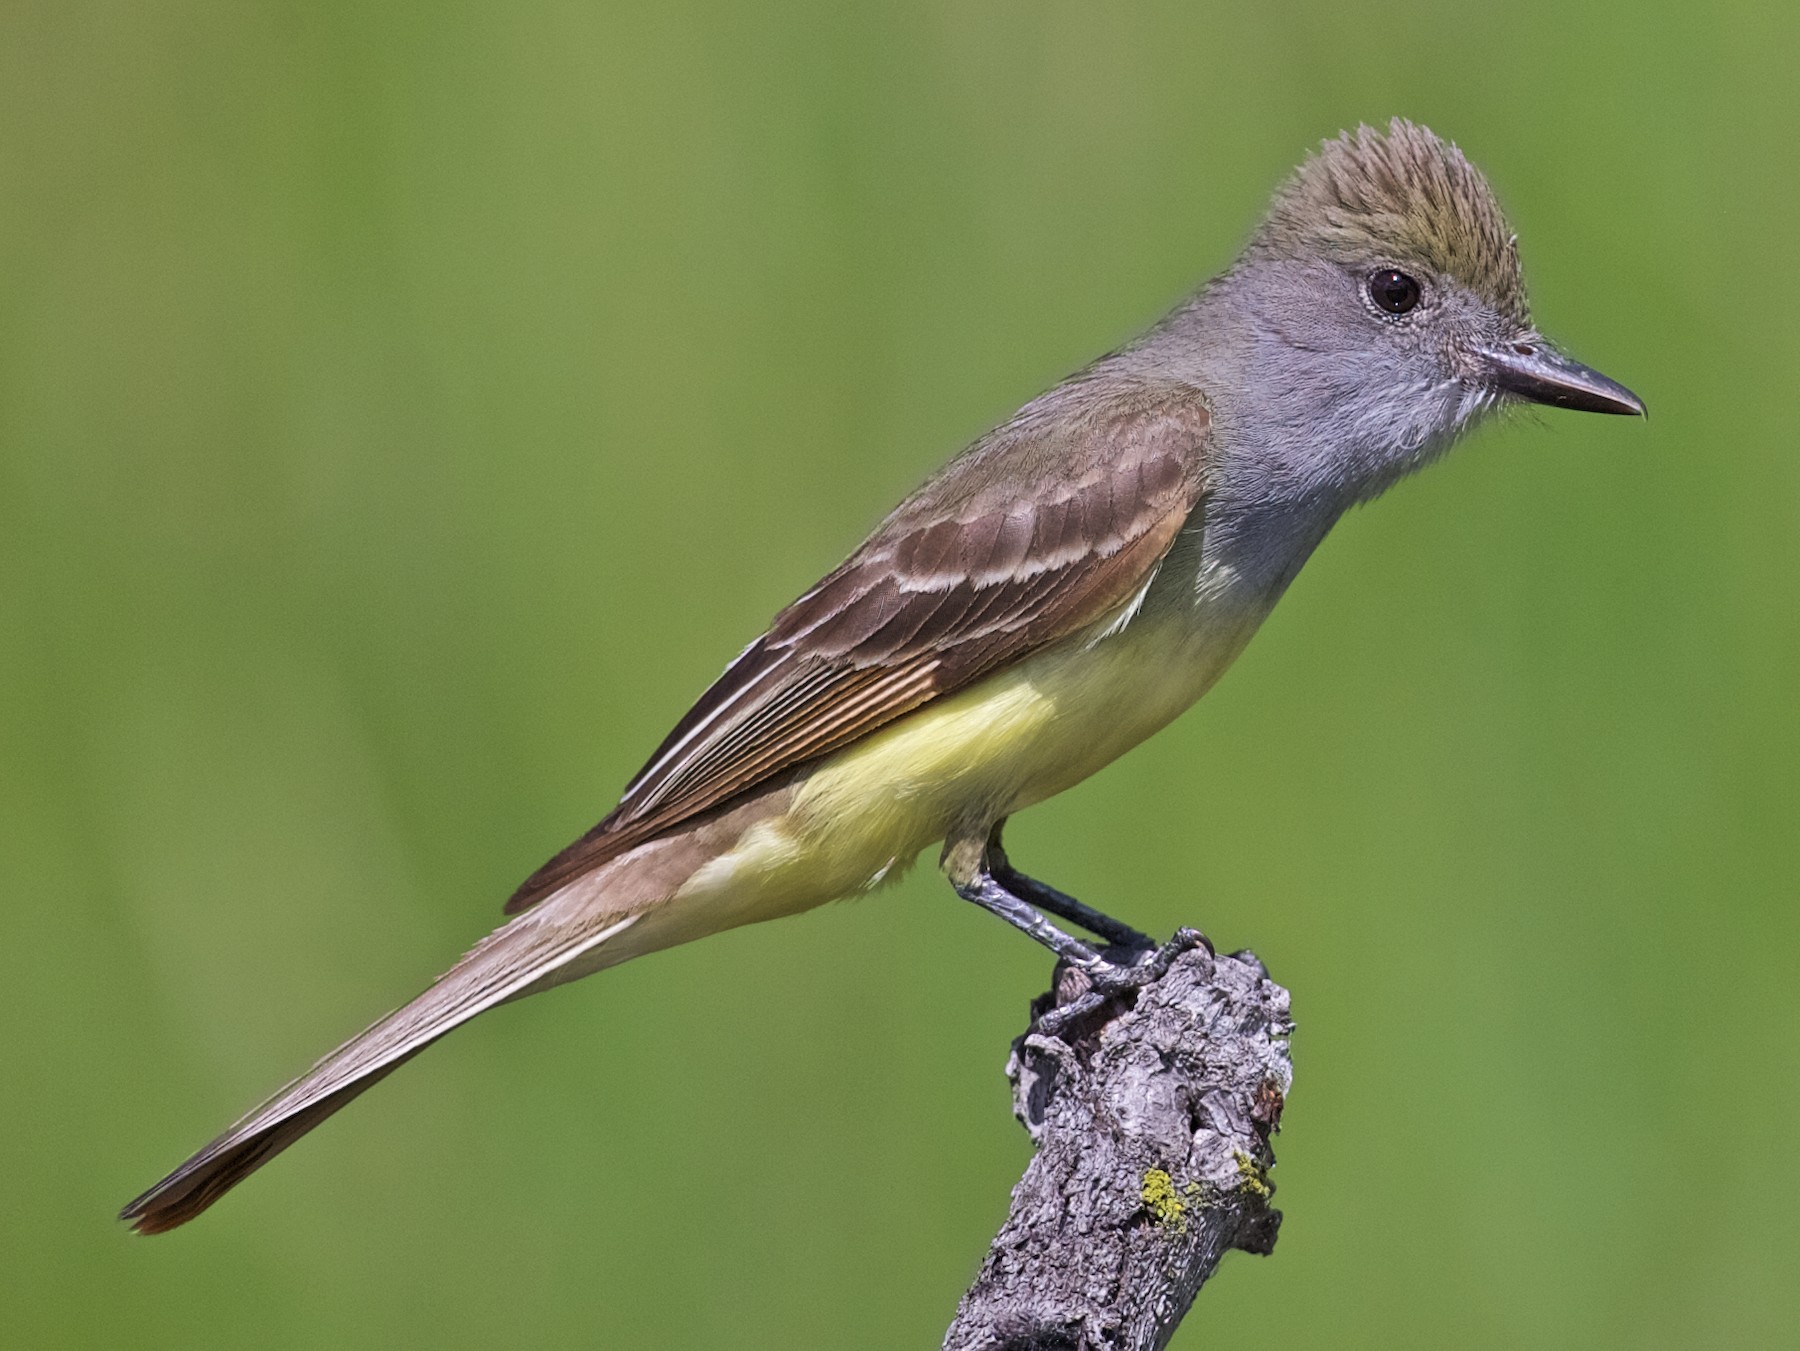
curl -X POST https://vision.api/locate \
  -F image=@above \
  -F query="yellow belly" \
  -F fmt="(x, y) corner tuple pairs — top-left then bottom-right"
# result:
(666, 601), (1265, 933)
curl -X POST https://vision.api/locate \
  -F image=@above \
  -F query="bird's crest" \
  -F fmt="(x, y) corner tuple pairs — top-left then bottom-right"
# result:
(1251, 118), (1528, 324)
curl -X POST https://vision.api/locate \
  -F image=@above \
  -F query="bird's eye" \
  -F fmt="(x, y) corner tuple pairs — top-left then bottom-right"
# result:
(1368, 269), (1422, 315)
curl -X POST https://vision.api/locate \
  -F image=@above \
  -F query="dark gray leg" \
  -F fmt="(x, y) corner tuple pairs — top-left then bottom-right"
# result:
(986, 823), (1153, 952)
(952, 872), (1107, 970)
(942, 822), (1212, 1027)
(953, 863), (1212, 1022)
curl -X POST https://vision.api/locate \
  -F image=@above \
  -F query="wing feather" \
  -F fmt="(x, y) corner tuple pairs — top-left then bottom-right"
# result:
(505, 376), (1211, 913)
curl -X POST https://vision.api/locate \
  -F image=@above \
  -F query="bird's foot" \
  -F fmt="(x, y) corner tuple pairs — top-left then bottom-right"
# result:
(1036, 927), (1213, 1037)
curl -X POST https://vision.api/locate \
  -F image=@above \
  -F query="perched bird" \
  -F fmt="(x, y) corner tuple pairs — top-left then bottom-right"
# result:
(123, 119), (1643, 1234)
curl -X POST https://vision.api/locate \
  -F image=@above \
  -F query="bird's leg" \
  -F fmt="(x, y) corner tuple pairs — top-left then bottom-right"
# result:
(985, 821), (1153, 953)
(944, 829), (1207, 1011)
(951, 856), (1212, 1019)
(952, 870), (1108, 970)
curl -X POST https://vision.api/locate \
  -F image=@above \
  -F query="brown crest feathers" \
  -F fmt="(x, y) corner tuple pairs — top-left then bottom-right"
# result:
(1251, 118), (1528, 325)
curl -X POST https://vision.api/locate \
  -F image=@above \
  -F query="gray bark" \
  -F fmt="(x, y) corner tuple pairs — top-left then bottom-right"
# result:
(943, 945), (1293, 1351)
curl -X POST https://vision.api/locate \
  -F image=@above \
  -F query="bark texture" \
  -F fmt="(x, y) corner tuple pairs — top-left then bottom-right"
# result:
(943, 945), (1293, 1351)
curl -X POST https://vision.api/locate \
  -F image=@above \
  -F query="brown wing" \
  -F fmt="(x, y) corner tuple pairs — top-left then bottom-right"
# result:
(504, 375), (1211, 913)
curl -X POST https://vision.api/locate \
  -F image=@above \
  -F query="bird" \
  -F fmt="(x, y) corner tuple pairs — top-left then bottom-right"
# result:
(122, 119), (1643, 1234)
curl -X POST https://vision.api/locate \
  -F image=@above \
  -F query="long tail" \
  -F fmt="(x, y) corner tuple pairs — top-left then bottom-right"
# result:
(120, 905), (643, 1235)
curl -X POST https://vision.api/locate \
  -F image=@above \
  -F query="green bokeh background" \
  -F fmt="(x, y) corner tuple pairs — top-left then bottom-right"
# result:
(4, 3), (1794, 1346)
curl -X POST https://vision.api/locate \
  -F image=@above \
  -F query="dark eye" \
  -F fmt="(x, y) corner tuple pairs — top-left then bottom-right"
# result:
(1368, 269), (1421, 315)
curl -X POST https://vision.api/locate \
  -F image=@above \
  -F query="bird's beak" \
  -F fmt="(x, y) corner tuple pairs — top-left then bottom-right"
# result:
(1475, 338), (1646, 417)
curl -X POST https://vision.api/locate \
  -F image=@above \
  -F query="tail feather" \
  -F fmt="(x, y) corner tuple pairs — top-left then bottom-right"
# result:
(121, 909), (641, 1235)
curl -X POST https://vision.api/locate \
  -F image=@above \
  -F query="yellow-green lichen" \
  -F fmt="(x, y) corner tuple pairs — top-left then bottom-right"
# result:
(1233, 1151), (1271, 1200)
(1141, 1168), (1187, 1231)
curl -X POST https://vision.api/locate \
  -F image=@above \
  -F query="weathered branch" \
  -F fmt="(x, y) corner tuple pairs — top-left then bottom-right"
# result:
(943, 944), (1293, 1351)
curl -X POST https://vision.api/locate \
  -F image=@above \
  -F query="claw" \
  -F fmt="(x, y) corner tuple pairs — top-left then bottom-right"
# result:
(1035, 927), (1213, 1036)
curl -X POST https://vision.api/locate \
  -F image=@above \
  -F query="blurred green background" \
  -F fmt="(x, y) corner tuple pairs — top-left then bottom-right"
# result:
(3, 1), (1794, 1347)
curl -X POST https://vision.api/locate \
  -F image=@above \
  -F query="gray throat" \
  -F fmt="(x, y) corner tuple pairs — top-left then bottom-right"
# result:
(1118, 275), (1498, 609)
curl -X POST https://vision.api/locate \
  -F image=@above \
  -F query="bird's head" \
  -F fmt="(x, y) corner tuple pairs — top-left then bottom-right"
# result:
(1199, 119), (1642, 503)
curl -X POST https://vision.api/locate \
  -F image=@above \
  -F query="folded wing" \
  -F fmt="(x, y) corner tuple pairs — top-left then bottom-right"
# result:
(506, 376), (1212, 913)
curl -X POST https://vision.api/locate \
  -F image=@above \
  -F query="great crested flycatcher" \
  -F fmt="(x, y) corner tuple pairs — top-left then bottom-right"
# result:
(124, 119), (1643, 1233)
